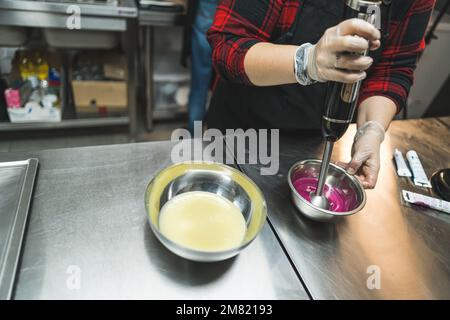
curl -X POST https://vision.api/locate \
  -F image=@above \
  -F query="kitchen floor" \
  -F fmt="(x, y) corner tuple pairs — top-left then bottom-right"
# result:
(0, 120), (184, 153)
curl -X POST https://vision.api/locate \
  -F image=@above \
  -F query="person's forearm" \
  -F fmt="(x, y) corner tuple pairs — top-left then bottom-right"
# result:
(357, 96), (397, 131)
(244, 42), (298, 86)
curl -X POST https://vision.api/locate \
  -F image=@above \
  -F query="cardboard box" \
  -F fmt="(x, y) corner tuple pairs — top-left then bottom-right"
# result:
(71, 52), (128, 116)
(103, 55), (127, 80)
(72, 80), (127, 113)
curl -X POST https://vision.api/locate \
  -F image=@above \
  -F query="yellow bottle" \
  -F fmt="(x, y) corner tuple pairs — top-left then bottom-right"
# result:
(19, 54), (34, 80)
(159, 191), (247, 252)
(35, 53), (49, 81)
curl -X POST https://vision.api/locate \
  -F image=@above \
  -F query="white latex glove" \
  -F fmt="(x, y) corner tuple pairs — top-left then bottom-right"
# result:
(338, 121), (386, 189)
(306, 18), (381, 84)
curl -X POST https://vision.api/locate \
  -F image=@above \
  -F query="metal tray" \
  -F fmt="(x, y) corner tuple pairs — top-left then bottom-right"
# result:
(0, 159), (38, 300)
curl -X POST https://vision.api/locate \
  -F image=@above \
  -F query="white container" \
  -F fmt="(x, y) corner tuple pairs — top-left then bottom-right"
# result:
(7, 102), (61, 123)
(44, 29), (119, 49)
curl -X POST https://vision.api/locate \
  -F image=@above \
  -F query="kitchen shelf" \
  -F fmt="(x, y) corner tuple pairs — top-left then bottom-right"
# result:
(0, 117), (128, 131)
(139, 9), (185, 27)
(0, 0), (140, 138)
(154, 74), (190, 83)
(154, 52), (189, 82)
(153, 105), (186, 120)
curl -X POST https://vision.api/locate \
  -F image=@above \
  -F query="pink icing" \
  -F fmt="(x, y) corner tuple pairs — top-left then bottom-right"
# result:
(293, 177), (357, 213)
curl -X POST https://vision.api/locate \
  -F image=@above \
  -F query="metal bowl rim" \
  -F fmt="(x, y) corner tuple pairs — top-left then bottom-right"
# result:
(287, 159), (367, 217)
(144, 161), (268, 256)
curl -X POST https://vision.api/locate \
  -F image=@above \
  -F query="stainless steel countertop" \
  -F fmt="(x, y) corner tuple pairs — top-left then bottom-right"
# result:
(0, 159), (38, 299)
(0, 141), (308, 300)
(238, 117), (450, 299)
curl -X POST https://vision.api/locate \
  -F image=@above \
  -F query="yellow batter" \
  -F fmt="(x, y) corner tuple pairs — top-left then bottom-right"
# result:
(159, 191), (247, 252)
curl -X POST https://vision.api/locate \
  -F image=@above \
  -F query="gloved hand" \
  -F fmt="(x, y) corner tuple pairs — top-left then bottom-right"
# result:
(338, 121), (386, 189)
(306, 18), (381, 84)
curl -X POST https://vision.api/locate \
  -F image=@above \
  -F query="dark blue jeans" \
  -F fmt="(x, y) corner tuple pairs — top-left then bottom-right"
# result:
(188, 0), (218, 133)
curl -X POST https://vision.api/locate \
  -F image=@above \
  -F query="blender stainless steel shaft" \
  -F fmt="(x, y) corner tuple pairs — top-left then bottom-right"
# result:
(311, 140), (334, 209)
(310, 0), (381, 210)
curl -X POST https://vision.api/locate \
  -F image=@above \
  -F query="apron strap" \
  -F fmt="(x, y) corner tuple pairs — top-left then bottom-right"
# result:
(381, 0), (393, 41)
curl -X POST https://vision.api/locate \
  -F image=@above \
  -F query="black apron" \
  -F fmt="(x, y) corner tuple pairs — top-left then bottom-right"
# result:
(206, 0), (392, 132)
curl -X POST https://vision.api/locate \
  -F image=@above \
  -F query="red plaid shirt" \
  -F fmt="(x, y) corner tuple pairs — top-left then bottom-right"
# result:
(207, 0), (435, 111)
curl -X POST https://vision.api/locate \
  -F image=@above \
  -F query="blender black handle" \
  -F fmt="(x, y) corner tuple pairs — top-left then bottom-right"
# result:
(321, 0), (381, 142)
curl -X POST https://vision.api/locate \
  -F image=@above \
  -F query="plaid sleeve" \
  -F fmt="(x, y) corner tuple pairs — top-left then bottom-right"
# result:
(207, 0), (297, 85)
(359, 0), (435, 112)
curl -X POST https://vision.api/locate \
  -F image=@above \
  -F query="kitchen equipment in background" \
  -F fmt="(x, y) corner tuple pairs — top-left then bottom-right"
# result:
(431, 169), (450, 201)
(0, 0), (138, 134)
(152, 29), (190, 119)
(4, 50), (64, 123)
(406, 150), (432, 188)
(0, 159), (38, 300)
(402, 190), (450, 214)
(41, 0), (121, 48)
(174, 85), (189, 107)
(288, 160), (366, 222)
(44, 0), (118, 4)
(139, 0), (184, 12)
(71, 52), (127, 117)
(145, 162), (267, 262)
(44, 29), (119, 50)
(306, 0), (379, 213)
(155, 81), (189, 112)
(0, 27), (27, 47)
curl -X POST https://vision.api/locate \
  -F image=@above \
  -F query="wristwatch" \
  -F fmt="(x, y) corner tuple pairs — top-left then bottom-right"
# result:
(294, 43), (316, 86)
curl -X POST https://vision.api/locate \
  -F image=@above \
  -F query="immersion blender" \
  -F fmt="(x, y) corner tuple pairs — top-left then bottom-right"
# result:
(310, 0), (381, 210)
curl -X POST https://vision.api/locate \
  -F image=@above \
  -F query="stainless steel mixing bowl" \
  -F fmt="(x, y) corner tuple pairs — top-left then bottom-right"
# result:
(288, 159), (366, 222)
(145, 162), (267, 262)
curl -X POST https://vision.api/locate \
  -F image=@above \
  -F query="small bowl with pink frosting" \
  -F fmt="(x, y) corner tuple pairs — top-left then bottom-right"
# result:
(288, 159), (366, 222)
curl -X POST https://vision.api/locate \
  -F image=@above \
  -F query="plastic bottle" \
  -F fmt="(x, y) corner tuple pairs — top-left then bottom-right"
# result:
(19, 53), (34, 80)
(35, 52), (49, 81)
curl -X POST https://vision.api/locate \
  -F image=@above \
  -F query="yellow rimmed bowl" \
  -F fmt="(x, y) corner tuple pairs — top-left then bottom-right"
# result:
(145, 162), (267, 262)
